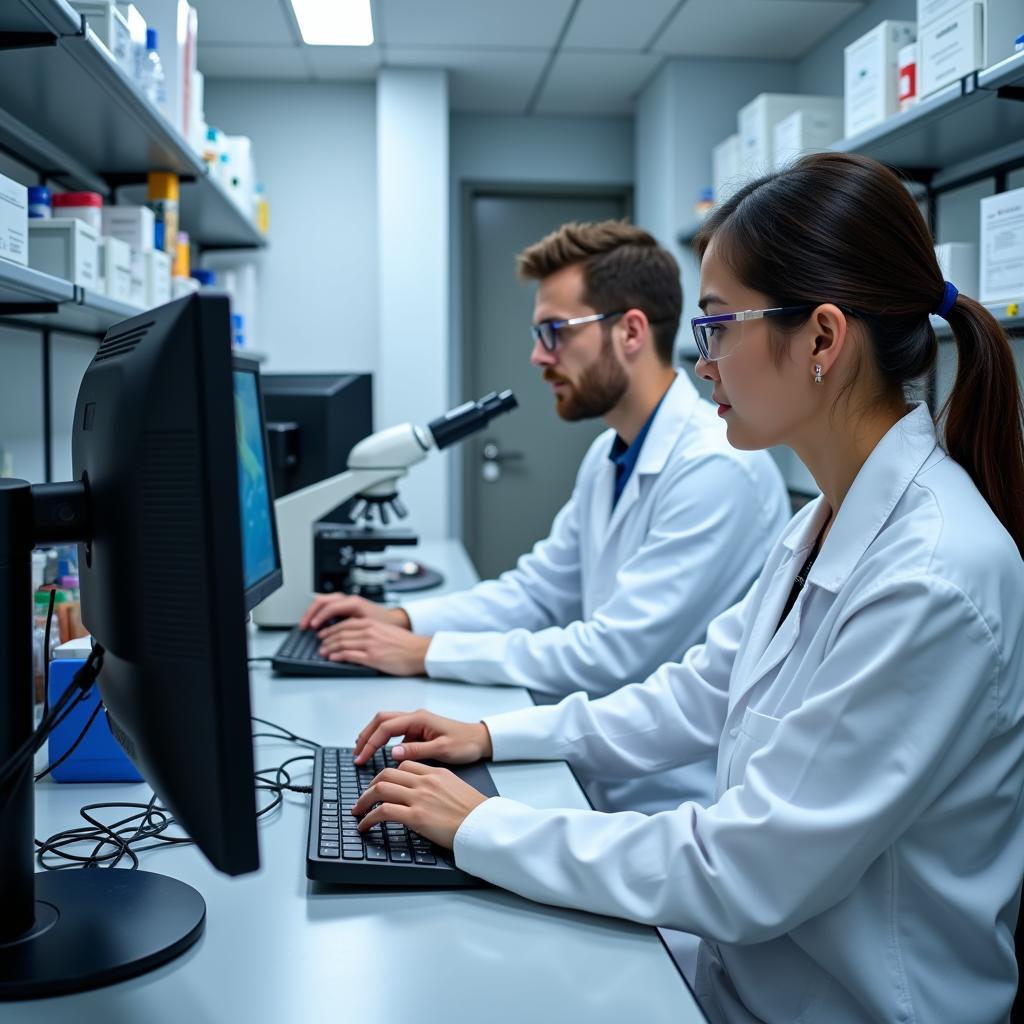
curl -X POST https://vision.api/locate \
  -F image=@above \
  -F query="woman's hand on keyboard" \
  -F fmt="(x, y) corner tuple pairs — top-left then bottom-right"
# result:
(353, 709), (493, 766)
(352, 761), (489, 849)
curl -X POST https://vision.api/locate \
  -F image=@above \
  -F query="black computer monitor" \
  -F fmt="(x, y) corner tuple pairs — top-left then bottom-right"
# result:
(261, 373), (372, 498)
(0, 293), (279, 999)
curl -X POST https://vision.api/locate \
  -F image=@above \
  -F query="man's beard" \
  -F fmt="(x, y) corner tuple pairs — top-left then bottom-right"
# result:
(545, 335), (628, 421)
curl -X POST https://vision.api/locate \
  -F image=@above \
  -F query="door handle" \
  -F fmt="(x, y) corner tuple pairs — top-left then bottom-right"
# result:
(481, 440), (524, 482)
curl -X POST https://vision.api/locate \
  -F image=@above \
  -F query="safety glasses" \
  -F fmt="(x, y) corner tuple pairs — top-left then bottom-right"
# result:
(531, 311), (624, 353)
(691, 305), (816, 362)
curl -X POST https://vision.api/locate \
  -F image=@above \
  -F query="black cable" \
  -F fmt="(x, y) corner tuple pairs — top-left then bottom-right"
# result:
(35, 720), (317, 870)
(41, 588), (57, 718)
(0, 644), (104, 800)
(250, 715), (321, 750)
(34, 699), (103, 783)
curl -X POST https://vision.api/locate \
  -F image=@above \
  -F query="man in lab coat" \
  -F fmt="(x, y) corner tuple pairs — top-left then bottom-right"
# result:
(301, 220), (790, 813)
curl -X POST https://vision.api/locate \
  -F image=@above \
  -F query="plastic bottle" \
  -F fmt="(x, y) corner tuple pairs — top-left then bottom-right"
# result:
(254, 182), (269, 235)
(28, 186), (52, 219)
(174, 231), (191, 279)
(146, 172), (179, 256)
(694, 187), (715, 221)
(143, 28), (167, 115)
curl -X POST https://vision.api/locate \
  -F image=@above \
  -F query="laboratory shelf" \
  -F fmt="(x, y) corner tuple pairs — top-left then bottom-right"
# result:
(6, 0), (80, 38)
(0, 9), (265, 250)
(833, 54), (1024, 176)
(0, 258), (143, 337)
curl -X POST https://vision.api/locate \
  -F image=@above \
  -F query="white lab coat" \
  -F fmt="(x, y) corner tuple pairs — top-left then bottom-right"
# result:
(453, 404), (1024, 1024)
(406, 372), (790, 812)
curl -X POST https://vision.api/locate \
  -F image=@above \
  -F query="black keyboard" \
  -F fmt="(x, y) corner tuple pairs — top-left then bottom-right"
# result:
(272, 626), (382, 678)
(307, 746), (498, 886)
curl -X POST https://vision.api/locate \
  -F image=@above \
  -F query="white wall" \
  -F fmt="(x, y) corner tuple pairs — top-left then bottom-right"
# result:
(377, 69), (450, 541)
(202, 80), (378, 376)
(798, 0), (916, 95)
(635, 58), (799, 355)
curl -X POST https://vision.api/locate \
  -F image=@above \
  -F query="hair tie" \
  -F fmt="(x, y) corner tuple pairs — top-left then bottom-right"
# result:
(935, 281), (958, 320)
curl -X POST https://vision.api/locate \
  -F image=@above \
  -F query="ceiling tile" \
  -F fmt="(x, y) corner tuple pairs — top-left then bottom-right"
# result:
(378, 0), (574, 49)
(304, 44), (383, 81)
(534, 51), (662, 115)
(189, 0), (299, 46)
(653, 0), (862, 60)
(384, 47), (548, 113)
(562, 0), (679, 51)
(197, 44), (311, 80)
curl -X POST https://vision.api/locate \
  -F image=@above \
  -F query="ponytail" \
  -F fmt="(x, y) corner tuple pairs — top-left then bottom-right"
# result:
(941, 296), (1024, 556)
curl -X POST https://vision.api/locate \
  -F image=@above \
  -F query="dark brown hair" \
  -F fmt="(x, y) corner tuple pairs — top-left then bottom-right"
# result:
(695, 151), (1024, 555)
(517, 220), (681, 365)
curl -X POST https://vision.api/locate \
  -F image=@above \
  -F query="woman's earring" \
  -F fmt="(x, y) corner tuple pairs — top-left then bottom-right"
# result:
(814, 364), (823, 384)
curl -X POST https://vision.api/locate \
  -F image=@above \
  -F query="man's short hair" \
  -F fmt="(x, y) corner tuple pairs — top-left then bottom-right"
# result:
(517, 220), (682, 365)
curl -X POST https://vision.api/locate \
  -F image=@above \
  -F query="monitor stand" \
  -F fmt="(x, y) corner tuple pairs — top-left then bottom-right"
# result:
(0, 479), (206, 1000)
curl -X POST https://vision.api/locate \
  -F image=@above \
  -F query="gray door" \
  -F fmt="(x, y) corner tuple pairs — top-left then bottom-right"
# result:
(463, 190), (629, 580)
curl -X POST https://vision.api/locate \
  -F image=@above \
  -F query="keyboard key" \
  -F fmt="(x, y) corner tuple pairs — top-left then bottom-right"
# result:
(389, 850), (412, 862)
(319, 846), (340, 858)
(342, 848), (365, 860)
(414, 852), (437, 865)
(322, 789), (338, 802)
(366, 845), (387, 861)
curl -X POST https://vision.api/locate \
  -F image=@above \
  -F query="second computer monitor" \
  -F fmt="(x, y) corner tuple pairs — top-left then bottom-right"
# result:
(261, 373), (372, 498)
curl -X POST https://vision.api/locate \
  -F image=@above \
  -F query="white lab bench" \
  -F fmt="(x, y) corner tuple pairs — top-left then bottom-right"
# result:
(4, 541), (706, 1024)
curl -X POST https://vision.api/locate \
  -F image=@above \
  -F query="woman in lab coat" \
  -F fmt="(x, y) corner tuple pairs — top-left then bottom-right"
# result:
(348, 152), (1024, 1023)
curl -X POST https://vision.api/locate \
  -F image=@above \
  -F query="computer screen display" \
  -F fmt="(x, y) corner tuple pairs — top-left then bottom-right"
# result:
(233, 361), (281, 609)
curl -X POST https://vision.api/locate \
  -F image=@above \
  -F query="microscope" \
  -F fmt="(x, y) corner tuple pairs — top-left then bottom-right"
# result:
(253, 390), (517, 628)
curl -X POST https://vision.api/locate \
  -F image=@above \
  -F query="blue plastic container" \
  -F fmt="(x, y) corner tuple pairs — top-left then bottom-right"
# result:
(47, 657), (142, 783)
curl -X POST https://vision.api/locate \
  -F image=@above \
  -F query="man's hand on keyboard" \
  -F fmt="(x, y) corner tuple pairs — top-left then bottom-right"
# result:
(299, 593), (411, 632)
(317, 619), (431, 676)
(353, 709), (493, 766)
(351, 761), (489, 849)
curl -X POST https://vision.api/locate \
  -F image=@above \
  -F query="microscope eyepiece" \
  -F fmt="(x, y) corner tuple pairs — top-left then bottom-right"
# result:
(428, 389), (518, 450)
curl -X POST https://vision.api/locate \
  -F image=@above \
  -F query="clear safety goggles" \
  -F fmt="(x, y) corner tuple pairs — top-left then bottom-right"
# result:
(691, 305), (815, 362)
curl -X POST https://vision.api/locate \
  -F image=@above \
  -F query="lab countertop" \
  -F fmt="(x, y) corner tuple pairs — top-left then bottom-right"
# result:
(6, 541), (703, 1024)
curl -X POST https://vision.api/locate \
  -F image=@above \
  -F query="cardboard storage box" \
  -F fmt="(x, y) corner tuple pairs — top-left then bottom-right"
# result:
(0, 171), (28, 267)
(844, 21), (918, 137)
(29, 219), (98, 288)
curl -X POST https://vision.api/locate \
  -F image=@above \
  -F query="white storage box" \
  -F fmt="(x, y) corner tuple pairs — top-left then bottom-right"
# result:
(114, 3), (147, 86)
(99, 236), (132, 303)
(713, 134), (742, 204)
(71, 2), (133, 79)
(128, 247), (146, 307)
(844, 21), (918, 138)
(738, 94), (842, 177)
(145, 249), (171, 308)
(101, 205), (154, 254)
(918, 0), (1022, 68)
(920, 3), (984, 97)
(29, 219), (99, 288)
(772, 102), (843, 169)
(0, 172), (28, 267)
(980, 187), (1024, 304)
(934, 242), (979, 299)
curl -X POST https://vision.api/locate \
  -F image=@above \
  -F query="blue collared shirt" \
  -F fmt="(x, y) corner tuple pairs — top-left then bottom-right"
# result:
(608, 393), (666, 509)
